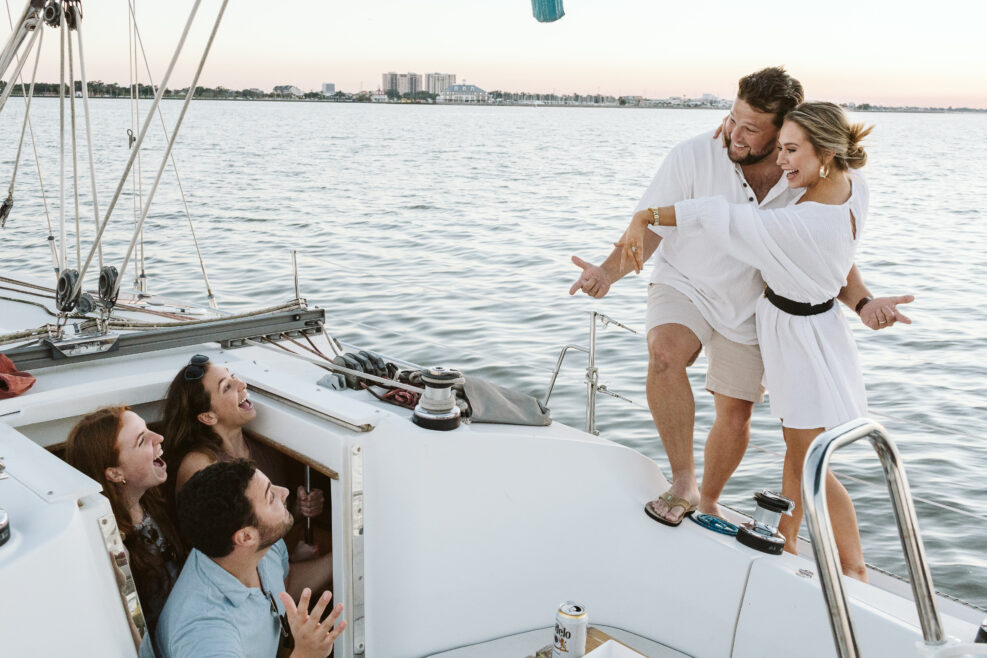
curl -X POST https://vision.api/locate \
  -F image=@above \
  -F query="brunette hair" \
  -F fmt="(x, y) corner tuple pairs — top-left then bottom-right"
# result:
(160, 360), (224, 503)
(65, 407), (186, 599)
(784, 102), (873, 171)
(177, 459), (258, 558)
(737, 66), (805, 128)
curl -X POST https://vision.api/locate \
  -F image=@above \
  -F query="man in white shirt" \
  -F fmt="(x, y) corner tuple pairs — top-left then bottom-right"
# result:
(570, 67), (912, 526)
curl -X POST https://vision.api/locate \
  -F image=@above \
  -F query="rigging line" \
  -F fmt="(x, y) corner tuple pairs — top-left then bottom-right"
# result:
(131, 1), (147, 292)
(331, 316), (557, 375)
(0, 275), (54, 292)
(127, 0), (139, 288)
(73, 12), (102, 268)
(3, 0), (55, 262)
(0, 295), (57, 316)
(865, 408), (979, 442)
(111, 0), (230, 302)
(296, 252), (652, 336)
(58, 5), (66, 274)
(70, 0), (204, 303)
(128, 0), (215, 305)
(5, 20), (40, 195)
(738, 440), (987, 524)
(0, 284), (52, 299)
(67, 15), (81, 270)
(0, 4), (41, 114)
(246, 338), (427, 395)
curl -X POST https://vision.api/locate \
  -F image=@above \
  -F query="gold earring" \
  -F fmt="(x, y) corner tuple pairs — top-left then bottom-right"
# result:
(121, 477), (127, 485)
(819, 164), (830, 178)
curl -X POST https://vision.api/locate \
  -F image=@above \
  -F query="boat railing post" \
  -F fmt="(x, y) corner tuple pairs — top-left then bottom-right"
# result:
(542, 344), (589, 407)
(585, 311), (599, 435)
(802, 418), (946, 658)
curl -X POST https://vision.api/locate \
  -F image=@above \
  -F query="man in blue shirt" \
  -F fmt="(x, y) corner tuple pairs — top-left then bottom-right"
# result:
(155, 460), (345, 658)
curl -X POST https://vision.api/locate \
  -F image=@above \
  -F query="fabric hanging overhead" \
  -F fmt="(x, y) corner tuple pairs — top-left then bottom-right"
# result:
(531, 0), (564, 23)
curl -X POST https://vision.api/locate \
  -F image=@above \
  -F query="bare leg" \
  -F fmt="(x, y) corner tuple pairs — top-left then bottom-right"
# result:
(779, 426), (867, 582)
(645, 324), (703, 523)
(698, 393), (753, 517)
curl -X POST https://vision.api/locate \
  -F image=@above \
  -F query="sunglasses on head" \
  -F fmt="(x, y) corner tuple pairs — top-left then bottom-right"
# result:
(183, 354), (210, 381)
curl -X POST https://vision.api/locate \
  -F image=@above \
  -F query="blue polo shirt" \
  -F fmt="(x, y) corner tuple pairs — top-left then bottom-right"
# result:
(154, 540), (290, 658)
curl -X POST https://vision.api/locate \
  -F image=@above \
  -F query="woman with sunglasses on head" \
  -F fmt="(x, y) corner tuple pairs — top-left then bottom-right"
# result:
(161, 355), (324, 552)
(66, 407), (186, 640)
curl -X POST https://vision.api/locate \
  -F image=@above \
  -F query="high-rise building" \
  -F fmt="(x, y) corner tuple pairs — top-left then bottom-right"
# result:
(382, 72), (422, 95)
(322, 83), (336, 96)
(425, 73), (456, 94)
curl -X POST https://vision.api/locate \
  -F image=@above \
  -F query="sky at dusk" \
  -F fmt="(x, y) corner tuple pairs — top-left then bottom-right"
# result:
(5, 0), (986, 108)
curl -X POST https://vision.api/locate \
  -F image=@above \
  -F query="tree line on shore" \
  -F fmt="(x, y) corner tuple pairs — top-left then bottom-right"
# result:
(0, 80), (436, 102)
(2, 81), (982, 112)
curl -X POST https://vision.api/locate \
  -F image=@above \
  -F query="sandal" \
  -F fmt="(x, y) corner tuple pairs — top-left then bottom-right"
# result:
(644, 491), (697, 527)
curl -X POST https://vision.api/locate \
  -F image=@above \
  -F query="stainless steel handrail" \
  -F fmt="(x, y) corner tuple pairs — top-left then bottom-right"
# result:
(545, 311), (639, 435)
(802, 417), (946, 658)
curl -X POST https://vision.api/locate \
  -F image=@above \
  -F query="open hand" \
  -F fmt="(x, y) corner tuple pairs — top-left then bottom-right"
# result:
(280, 588), (346, 658)
(713, 114), (729, 146)
(297, 486), (324, 518)
(859, 295), (914, 330)
(569, 256), (612, 298)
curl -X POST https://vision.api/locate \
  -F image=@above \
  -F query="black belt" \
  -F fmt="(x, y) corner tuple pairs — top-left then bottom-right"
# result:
(764, 286), (834, 316)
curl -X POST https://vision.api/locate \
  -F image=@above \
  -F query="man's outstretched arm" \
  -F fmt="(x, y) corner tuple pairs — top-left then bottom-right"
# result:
(569, 229), (661, 298)
(839, 264), (914, 330)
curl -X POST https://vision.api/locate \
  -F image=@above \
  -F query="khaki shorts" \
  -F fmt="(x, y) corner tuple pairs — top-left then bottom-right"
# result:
(646, 283), (765, 403)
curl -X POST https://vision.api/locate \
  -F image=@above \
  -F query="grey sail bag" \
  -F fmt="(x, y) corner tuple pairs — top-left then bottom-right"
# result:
(458, 376), (552, 426)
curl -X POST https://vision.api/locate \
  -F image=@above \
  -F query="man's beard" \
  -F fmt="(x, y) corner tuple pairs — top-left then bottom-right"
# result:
(725, 134), (775, 165)
(257, 513), (294, 551)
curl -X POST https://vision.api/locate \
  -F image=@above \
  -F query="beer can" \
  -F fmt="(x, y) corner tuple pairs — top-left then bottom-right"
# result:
(552, 601), (588, 658)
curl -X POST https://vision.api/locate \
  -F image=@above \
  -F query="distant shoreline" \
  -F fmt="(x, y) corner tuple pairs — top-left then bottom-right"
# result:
(11, 94), (986, 114)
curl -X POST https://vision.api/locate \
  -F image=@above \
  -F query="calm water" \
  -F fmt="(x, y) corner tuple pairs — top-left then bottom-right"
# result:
(2, 99), (986, 608)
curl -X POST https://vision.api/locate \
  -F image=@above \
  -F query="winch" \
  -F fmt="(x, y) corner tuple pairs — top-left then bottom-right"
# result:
(736, 490), (794, 555)
(0, 507), (9, 548)
(412, 367), (464, 431)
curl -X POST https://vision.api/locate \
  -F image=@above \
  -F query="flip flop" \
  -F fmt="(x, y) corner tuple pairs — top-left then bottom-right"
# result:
(644, 491), (697, 527)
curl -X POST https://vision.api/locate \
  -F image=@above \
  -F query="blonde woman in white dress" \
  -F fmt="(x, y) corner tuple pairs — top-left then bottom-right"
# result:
(619, 102), (875, 580)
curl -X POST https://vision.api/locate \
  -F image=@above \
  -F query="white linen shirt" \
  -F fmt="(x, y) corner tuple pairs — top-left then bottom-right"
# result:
(635, 130), (802, 344)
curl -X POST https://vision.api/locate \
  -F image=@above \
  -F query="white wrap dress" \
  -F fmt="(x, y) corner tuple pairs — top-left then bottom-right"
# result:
(673, 172), (869, 429)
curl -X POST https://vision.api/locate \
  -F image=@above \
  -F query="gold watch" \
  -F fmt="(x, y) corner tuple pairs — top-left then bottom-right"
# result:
(648, 207), (661, 226)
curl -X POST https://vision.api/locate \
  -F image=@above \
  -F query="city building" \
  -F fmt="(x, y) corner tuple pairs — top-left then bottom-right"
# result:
(381, 72), (399, 93)
(273, 85), (303, 97)
(438, 84), (488, 103)
(425, 73), (456, 95)
(322, 83), (336, 96)
(381, 72), (423, 95)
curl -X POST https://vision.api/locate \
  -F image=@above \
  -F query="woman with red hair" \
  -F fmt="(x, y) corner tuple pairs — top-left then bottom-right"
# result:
(66, 407), (185, 638)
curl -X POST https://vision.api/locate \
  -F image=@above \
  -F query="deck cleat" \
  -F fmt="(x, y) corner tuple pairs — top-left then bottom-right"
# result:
(736, 490), (794, 555)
